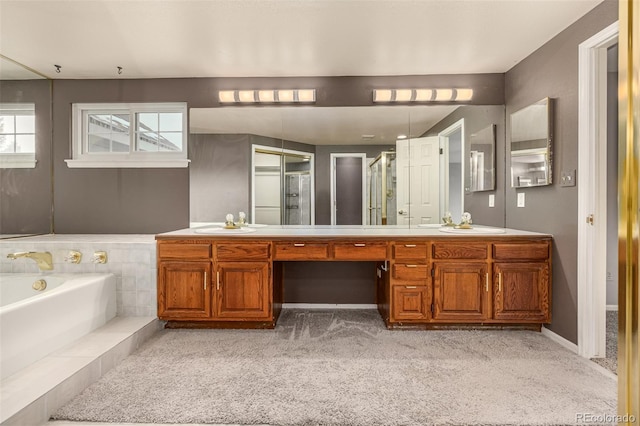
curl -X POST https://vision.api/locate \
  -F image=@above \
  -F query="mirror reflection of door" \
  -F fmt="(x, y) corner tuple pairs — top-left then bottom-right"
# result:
(252, 145), (314, 225)
(396, 136), (440, 225)
(330, 153), (366, 225)
(438, 119), (465, 220)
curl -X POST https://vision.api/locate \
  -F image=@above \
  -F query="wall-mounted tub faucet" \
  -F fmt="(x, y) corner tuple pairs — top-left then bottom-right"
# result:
(7, 251), (54, 271)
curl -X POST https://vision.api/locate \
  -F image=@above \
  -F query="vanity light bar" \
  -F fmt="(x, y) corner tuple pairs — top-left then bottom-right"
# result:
(218, 89), (316, 104)
(373, 88), (473, 103)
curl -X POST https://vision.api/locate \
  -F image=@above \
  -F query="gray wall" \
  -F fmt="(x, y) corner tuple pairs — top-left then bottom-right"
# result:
(504, 0), (618, 343)
(424, 105), (506, 227)
(0, 79), (52, 235)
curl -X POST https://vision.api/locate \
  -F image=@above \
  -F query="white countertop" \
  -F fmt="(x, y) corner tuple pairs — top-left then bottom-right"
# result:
(158, 225), (551, 238)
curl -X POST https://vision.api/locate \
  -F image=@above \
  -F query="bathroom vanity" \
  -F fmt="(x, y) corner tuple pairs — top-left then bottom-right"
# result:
(155, 226), (551, 330)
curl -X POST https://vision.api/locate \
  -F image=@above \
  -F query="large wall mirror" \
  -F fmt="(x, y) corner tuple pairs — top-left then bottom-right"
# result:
(189, 104), (504, 228)
(510, 97), (553, 188)
(468, 124), (496, 192)
(0, 57), (53, 238)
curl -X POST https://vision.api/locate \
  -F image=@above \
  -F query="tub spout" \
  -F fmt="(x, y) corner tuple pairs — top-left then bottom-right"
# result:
(6, 251), (53, 271)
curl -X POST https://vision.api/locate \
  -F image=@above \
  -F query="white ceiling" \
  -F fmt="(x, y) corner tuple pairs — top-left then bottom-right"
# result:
(0, 0), (603, 79)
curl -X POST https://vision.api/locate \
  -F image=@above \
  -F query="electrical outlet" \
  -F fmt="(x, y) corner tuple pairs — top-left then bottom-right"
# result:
(517, 192), (525, 207)
(489, 194), (495, 207)
(561, 170), (576, 187)
(607, 272), (613, 281)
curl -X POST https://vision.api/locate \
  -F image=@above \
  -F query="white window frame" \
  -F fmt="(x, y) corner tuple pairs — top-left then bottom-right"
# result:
(0, 103), (37, 169)
(66, 102), (189, 168)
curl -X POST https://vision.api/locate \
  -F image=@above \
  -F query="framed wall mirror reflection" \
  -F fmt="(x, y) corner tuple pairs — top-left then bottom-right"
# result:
(510, 97), (554, 188)
(468, 124), (496, 192)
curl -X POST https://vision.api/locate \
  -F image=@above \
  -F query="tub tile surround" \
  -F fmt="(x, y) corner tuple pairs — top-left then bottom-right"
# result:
(0, 316), (160, 426)
(0, 234), (157, 316)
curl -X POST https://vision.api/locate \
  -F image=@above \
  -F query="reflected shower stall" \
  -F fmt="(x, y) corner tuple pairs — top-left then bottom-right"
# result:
(253, 148), (313, 225)
(368, 151), (397, 225)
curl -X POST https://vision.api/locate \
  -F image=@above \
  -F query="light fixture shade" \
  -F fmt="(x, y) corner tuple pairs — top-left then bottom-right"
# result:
(278, 90), (295, 102)
(435, 89), (454, 101)
(414, 89), (434, 101)
(395, 89), (412, 102)
(238, 90), (256, 103)
(219, 90), (236, 103)
(258, 90), (275, 102)
(297, 89), (316, 102)
(373, 89), (393, 102)
(454, 88), (474, 101)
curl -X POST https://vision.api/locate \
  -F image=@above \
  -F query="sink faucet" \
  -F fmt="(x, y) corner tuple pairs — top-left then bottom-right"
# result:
(7, 251), (54, 271)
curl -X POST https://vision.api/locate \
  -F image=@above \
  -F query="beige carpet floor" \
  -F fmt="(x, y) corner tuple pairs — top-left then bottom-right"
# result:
(52, 309), (617, 426)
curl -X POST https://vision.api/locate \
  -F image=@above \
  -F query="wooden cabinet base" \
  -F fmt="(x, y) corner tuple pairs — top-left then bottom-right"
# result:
(384, 322), (542, 332)
(164, 319), (278, 329)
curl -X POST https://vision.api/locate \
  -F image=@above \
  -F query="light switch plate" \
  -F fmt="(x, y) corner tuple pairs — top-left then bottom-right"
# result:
(517, 192), (525, 207)
(561, 170), (576, 187)
(489, 194), (495, 207)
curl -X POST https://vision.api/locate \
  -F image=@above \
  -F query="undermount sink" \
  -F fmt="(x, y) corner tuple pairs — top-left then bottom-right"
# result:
(438, 227), (506, 234)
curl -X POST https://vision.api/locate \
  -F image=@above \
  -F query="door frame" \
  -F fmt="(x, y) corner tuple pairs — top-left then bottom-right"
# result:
(437, 119), (465, 219)
(330, 153), (367, 225)
(576, 21), (618, 358)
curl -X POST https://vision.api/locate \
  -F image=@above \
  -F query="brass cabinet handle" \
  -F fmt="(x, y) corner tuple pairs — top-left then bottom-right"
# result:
(354, 243), (366, 247)
(404, 244), (417, 248)
(485, 273), (489, 292)
(406, 285), (417, 289)
(204, 271), (207, 290)
(294, 243), (305, 247)
(405, 264), (418, 268)
(216, 271), (220, 291)
(498, 273), (503, 292)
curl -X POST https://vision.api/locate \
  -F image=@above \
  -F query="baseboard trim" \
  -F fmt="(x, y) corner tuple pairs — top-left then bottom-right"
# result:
(282, 303), (378, 310)
(541, 326), (578, 354)
(606, 305), (618, 311)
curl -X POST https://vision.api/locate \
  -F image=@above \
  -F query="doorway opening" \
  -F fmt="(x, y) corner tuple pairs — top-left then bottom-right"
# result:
(330, 153), (367, 225)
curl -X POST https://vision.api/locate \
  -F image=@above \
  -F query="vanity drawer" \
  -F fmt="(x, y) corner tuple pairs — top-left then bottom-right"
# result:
(333, 242), (388, 260)
(432, 243), (488, 260)
(392, 263), (430, 281)
(158, 243), (212, 260)
(216, 243), (271, 260)
(273, 242), (330, 260)
(393, 243), (429, 260)
(493, 242), (549, 261)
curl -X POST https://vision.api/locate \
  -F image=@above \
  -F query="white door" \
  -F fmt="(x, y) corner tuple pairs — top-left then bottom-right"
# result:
(396, 136), (440, 225)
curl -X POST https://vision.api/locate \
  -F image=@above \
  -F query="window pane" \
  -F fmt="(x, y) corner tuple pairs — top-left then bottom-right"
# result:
(112, 140), (129, 152)
(0, 135), (16, 153)
(159, 132), (182, 151)
(111, 114), (131, 133)
(15, 115), (35, 133)
(0, 115), (15, 133)
(88, 134), (112, 152)
(137, 113), (158, 131)
(159, 113), (182, 131)
(16, 135), (35, 153)
(137, 132), (159, 152)
(88, 114), (113, 133)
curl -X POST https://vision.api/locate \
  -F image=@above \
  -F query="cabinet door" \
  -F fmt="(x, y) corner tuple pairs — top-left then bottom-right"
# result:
(433, 262), (490, 322)
(215, 262), (271, 320)
(391, 285), (430, 321)
(158, 261), (211, 320)
(494, 262), (550, 322)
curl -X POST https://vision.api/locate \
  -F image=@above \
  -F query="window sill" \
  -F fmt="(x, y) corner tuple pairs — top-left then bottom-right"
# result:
(0, 154), (37, 169)
(65, 159), (190, 168)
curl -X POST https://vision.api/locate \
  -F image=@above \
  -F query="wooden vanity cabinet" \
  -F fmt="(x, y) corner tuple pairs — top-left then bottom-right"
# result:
(157, 240), (275, 327)
(157, 243), (213, 320)
(492, 243), (551, 323)
(389, 242), (431, 322)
